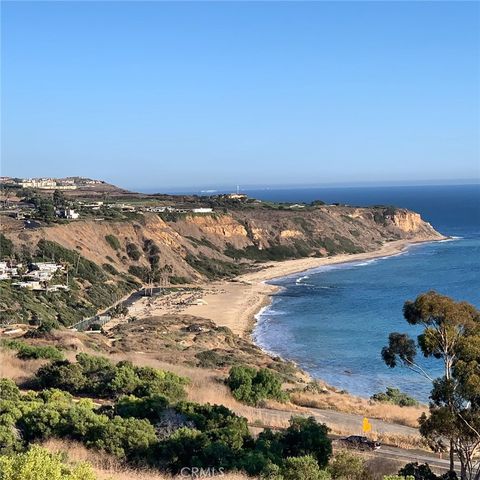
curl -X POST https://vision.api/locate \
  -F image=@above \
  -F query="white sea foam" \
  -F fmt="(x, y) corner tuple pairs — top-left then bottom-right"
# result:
(296, 275), (310, 284)
(264, 309), (286, 315)
(353, 260), (377, 267)
(438, 236), (463, 242)
(254, 305), (268, 321)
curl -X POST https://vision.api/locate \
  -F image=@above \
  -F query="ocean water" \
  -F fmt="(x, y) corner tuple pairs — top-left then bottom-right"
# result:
(249, 184), (480, 400)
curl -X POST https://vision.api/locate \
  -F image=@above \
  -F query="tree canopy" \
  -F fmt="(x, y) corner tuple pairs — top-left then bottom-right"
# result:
(382, 292), (480, 480)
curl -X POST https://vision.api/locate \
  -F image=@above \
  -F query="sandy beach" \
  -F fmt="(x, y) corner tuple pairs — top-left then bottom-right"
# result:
(126, 238), (442, 337)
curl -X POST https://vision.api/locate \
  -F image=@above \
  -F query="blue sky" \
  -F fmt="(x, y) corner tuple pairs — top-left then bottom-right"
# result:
(2, 1), (479, 190)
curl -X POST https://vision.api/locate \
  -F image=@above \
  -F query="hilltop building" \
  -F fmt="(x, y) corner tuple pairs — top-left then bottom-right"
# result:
(56, 208), (79, 219)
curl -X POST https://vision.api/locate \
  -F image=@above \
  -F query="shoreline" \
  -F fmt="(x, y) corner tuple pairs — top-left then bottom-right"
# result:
(181, 236), (446, 338)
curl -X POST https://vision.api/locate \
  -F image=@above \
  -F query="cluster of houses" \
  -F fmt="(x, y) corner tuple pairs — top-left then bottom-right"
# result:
(18, 178), (78, 190)
(0, 260), (69, 292)
(76, 200), (213, 215)
(0, 176), (104, 190)
(142, 206), (213, 214)
(1, 200), (215, 224)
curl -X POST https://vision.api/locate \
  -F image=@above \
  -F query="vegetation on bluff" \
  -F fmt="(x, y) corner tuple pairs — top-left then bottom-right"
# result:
(226, 365), (288, 406)
(370, 387), (418, 407)
(0, 239), (140, 325)
(0, 358), (334, 478)
(1, 339), (64, 361)
(0, 445), (96, 480)
(35, 353), (188, 402)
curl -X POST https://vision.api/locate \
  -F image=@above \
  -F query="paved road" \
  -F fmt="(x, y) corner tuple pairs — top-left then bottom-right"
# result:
(373, 445), (453, 473)
(251, 406), (419, 437)
(247, 406), (457, 474)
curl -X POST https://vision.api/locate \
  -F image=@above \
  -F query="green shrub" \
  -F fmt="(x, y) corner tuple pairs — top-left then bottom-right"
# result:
(224, 244), (302, 262)
(0, 445), (97, 480)
(128, 265), (150, 282)
(371, 387), (419, 407)
(102, 263), (118, 275)
(226, 365), (287, 405)
(160, 403), (252, 472)
(0, 379), (21, 401)
(398, 462), (441, 480)
(88, 415), (157, 459)
(36, 354), (188, 401)
(105, 234), (121, 250)
(195, 350), (236, 368)
(158, 427), (207, 472)
(0, 234), (14, 259)
(327, 450), (367, 479)
(1, 340), (64, 361)
(185, 254), (242, 279)
(114, 394), (169, 422)
(169, 275), (189, 284)
(36, 361), (87, 393)
(0, 373), (334, 477)
(253, 417), (332, 476)
(281, 417), (332, 469)
(126, 243), (141, 261)
(283, 455), (331, 480)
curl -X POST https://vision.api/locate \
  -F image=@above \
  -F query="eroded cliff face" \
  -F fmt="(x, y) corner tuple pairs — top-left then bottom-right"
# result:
(5, 205), (443, 285)
(392, 211), (430, 234)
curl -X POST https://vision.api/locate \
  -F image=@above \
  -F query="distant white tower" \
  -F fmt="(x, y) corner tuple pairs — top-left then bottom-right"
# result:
(236, 185), (240, 194)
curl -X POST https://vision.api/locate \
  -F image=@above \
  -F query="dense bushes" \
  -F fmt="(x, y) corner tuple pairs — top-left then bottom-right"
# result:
(105, 234), (121, 250)
(158, 402), (252, 472)
(282, 455), (331, 480)
(0, 384), (157, 460)
(36, 353), (188, 401)
(0, 234), (14, 259)
(226, 365), (287, 405)
(0, 372), (334, 477)
(1, 339), (64, 361)
(0, 445), (97, 480)
(126, 243), (141, 260)
(371, 387), (419, 407)
(102, 263), (118, 275)
(224, 244), (303, 262)
(185, 253), (242, 279)
(398, 462), (451, 480)
(128, 265), (151, 282)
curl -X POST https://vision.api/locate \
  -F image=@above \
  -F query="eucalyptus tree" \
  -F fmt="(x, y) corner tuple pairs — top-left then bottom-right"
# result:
(382, 291), (480, 480)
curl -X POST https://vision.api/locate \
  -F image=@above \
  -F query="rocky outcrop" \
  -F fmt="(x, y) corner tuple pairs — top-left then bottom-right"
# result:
(392, 211), (433, 235)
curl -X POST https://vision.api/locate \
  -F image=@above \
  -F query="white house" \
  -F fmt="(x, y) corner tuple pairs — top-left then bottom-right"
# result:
(56, 208), (80, 219)
(192, 208), (213, 214)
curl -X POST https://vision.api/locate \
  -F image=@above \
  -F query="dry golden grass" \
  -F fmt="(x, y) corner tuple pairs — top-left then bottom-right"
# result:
(43, 439), (254, 480)
(0, 349), (45, 383)
(290, 389), (426, 428)
(364, 456), (404, 480)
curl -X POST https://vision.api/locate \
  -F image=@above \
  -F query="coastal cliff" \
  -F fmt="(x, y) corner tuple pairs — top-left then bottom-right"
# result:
(1, 203), (443, 325)
(5, 205), (441, 281)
